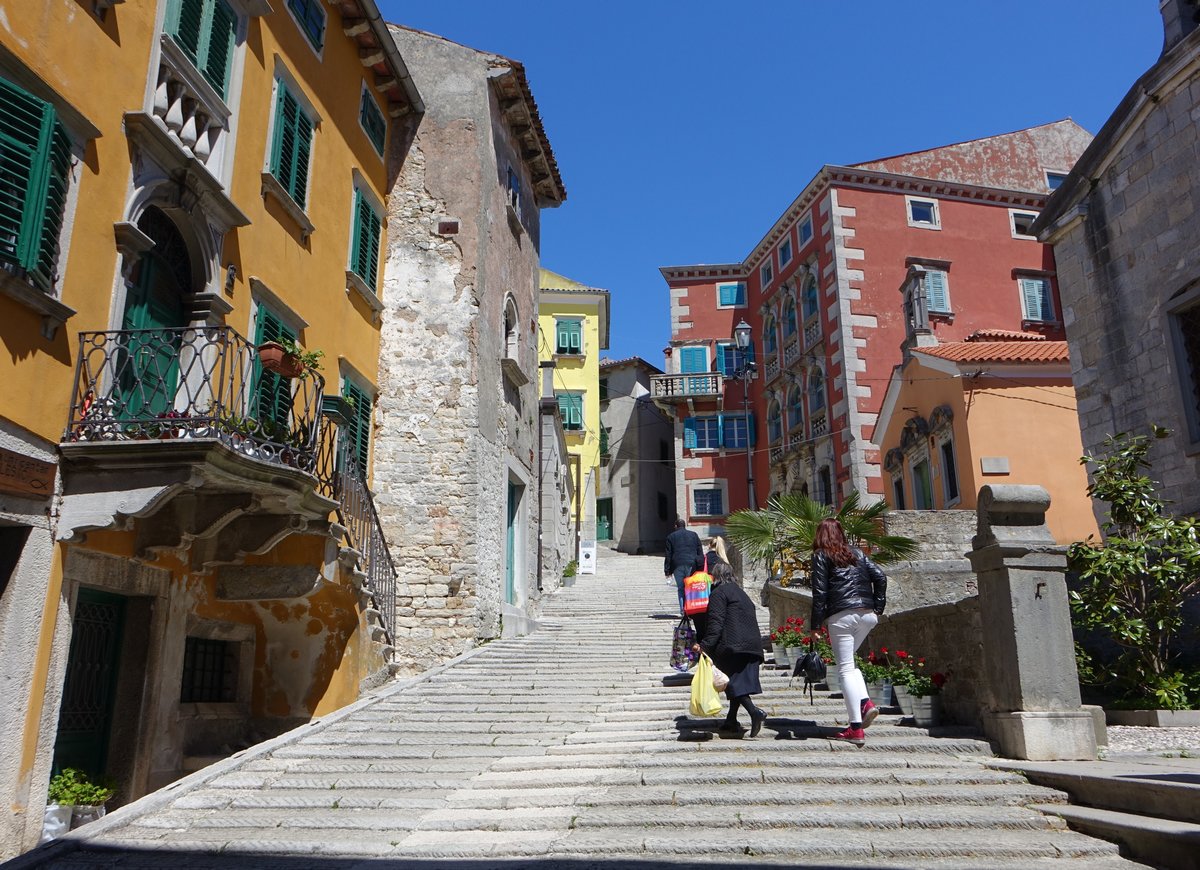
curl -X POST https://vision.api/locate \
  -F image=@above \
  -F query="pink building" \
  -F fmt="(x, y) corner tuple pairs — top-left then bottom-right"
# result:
(655, 121), (1092, 531)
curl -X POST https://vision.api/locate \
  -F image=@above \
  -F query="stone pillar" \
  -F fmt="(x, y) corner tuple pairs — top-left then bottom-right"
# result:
(967, 484), (1096, 761)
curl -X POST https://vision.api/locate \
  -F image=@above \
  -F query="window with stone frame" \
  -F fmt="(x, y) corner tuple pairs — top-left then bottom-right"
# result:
(891, 474), (906, 510)
(763, 313), (778, 354)
(692, 486), (724, 517)
(1170, 291), (1200, 444)
(180, 636), (238, 703)
(779, 237), (792, 268)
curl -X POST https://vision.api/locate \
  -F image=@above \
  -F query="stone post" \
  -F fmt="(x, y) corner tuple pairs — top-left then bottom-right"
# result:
(967, 484), (1096, 760)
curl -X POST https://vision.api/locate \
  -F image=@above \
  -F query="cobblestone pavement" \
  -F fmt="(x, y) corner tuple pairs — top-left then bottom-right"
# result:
(7, 550), (1146, 869)
(1105, 725), (1200, 755)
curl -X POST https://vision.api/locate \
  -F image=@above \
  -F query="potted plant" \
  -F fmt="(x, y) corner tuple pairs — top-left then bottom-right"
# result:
(771, 618), (804, 668)
(860, 650), (894, 707)
(782, 616), (807, 666)
(891, 650), (918, 715)
(258, 337), (324, 380)
(46, 768), (115, 833)
(562, 559), (578, 587)
(907, 670), (949, 727)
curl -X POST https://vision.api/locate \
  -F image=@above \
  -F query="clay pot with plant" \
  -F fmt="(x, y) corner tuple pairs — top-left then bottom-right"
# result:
(258, 337), (324, 380)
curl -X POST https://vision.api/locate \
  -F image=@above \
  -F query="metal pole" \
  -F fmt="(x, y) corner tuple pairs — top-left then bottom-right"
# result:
(744, 367), (757, 510)
(572, 453), (583, 563)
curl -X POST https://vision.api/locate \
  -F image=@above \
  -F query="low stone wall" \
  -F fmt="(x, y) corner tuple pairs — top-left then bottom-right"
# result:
(766, 582), (812, 634)
(882, 510), (977, 613)
(871, 598), (985, 729)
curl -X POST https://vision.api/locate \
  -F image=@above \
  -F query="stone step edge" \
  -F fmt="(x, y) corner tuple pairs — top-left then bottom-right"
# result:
(1029, 802), (1200, 870)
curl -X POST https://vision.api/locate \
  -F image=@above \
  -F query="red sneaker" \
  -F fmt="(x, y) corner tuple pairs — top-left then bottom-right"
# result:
(832, 726), (866, 746)
(860, 698), (879, 729)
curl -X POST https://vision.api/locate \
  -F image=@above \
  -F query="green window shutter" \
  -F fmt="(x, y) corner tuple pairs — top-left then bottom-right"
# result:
(569, 322), (582, 354)
(202, 0), (236, 97)
(271, 83), (311, 209)
(351, 189), (381, 288)
(287, 0), (325, 50)
(170, 0), (205, 66)
(599, 427), (609, 455)
(343, 380), (371, 476)
(556, 320), (581, 354)
(253, 306), (296, 428)
(359, 89), (386, 156)
(570, 395), (583, 429)
(925, 270), (949, 313)
(0, 76), (70, 293)
(682, 417), (697, 449)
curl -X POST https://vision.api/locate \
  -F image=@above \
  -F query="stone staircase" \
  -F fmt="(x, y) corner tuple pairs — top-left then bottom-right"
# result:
(12, 550), (1146, 868)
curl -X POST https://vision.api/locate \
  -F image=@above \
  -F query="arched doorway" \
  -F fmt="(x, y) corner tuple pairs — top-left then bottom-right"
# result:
(118, 208), (191, 419)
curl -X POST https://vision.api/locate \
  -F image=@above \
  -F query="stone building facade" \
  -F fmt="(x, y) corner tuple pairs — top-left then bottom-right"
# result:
(598, 357), (676, 554)
(377, 26), (566, 672)
(1035, 0), (1200, 517)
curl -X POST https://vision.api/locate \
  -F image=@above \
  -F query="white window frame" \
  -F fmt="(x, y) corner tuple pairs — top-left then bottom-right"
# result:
(357, 80), (387, 158)
(799, 213), (814, 245)
(691, 415), (722, 451)
(905, 195), (941, 230)
(554, 316), (584, 356)
(716, 281), (746, 309)
(778, 236), (793, 269)
(1017, 275), (1055, 323)
(1009, 209), (1039, 240)
(760, 259), (773, 288)
(1045, 169), (1069, 191)
(937, 433), (960, 507)
(690, 479), (728, 518)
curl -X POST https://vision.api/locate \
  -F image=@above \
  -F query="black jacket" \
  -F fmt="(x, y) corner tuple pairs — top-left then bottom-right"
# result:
(810, 548), (887, 627)
(699, 581), (764, 662)
(664, 528), (705, 575)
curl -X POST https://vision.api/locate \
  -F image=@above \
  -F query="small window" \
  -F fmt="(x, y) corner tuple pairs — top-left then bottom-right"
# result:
(808, 371), (825, 412)
(181, 636), (237, 703)
(925, 269), (951, 314)
(599, 377), (609, 401)
(555, 319), (583, 355)
(763, 315), (778, 353)
(940, 439), (959, 503)
(1171, 298), (1200, 443)
(1046, 171), (1068, 191)
(506, 165), (521, 213)
(359, 86), (387, 156)
(818, 466), (833, 506)
(912, 459), (933, 509)
(767, 402), (782, 443)
(556, 393), (584, 431)
(1019, 277), (1054, 322)
(787, 386), (804, 428)
(801, 275), (819, 321)
(269, 80), (315, 210)
(343, 378), (373, 477)
(906, 196), (941, 229)
(779, 238), (793, 268)
(350, 188), (382, 289)
(717, 282), (746, 307)
(716, 342), (753, 375)
(286, 0), (325, 51)
(679, 345), (708, 374)
(657, 492), (670, 521)
(599, 427), (610, 456)
(799, 214), (813, 245)
(0, 76), (72, 294)
(891, 475), (906, 510)
(1011, 210), (1039, 239)
(760, 260), (774, 288)
(693, 487), (724, 517)
(167, 0), (238, 98)
(782, 298), (798, 336)
(683, 416), (721, 450)
(723, 414), (752, 449)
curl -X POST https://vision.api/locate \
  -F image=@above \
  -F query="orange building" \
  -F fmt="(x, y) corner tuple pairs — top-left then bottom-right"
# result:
(874, 332), (1098, 544)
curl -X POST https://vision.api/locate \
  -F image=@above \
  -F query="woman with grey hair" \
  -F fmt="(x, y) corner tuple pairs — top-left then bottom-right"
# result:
(694, 562), (767, 736)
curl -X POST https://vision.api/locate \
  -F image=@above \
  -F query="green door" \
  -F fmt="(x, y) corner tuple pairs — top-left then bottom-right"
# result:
(505, 483), (518, 604)
(596, 497), (613, 541)
(118, 209), (189, 421)
(52, 588), (127, 779)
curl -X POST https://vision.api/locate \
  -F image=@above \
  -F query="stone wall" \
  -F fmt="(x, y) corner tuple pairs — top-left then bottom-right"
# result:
(882, 510), (977, 611)
(539, 402), (574, 592)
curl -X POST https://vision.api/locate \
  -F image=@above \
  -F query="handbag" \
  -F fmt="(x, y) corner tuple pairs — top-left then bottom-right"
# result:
(689, 654), (723, 717)
(682, 571), (712, 615)
(670, 617), (698, 672)
(791, 638), (828, 705)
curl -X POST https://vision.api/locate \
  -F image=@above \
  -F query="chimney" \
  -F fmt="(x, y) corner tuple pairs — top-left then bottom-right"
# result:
(1161, 0), (1200, 54)
(539, 360), (556, 400)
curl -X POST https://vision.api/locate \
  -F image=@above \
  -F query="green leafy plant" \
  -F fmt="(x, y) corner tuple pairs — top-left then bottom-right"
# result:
(563, 560), (578, 578)
(726, 491), (918, 587)
(770, 616), (807, 648)
(276, 337), (324, 377)
(905, 670), (949, 698)
(1068, 426), (1200, 710)
(47, 769), (115, 806)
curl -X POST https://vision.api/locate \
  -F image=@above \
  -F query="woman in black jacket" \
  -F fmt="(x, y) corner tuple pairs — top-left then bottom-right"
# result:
(810, 518), (887, 746)
(695, 563), (767, 737)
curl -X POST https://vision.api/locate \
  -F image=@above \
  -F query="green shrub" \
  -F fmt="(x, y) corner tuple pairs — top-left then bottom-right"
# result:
(47, 769), (115, 806)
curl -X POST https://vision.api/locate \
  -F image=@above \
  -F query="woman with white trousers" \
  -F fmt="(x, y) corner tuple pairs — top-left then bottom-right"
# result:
(809, 517), (888, 746)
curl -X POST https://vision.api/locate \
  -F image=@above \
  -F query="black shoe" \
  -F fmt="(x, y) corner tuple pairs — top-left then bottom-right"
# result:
(749, 710), (767, 738)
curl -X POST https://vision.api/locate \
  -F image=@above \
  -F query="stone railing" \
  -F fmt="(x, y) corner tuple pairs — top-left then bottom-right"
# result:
(786, 429), (805, 455)
(783, 334), (801, 367)
(649, 372), (722, 400)
(769, 443), (784, 465)
(152, 35), (233, 175)
(764, 354), (780, 383)
(804, 317), (821, 349)
(810, 409), (828, 437)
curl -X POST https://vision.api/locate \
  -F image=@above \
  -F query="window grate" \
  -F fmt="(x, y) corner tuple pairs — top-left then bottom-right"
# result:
(181, 636), (237, 703)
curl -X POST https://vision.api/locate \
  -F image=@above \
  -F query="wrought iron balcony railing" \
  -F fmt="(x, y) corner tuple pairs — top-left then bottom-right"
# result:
(650, 372), (722, 400)
(65, 327), (326, 471)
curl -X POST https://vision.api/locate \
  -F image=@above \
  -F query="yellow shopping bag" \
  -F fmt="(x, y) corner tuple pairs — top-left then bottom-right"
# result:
(689, 654), (723, 717)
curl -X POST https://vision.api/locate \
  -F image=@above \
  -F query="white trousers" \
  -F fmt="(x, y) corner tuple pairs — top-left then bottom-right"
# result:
(827, 608), (878, 725)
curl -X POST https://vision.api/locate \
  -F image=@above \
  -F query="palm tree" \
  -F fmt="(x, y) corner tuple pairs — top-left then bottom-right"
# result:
(726, 491), (918, 584)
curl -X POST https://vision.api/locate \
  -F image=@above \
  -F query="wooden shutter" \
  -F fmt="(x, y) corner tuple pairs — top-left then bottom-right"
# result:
(29, 120), (70, 293)
(1020, 278), (1052, 321)
(682, 417), (697, 449)
(343, 380), (371, 476)
(171, 0), (205, 66)
(925, 270), (949, 313)
(351, 190), (381, 287)
(271, 84), (311, 209)
(715, 345), (728, 375)
(680, 346), (706, 373)
(253, 306), (296, 428)
(359, 89), (386, 155)
(203, 0), (236, 97)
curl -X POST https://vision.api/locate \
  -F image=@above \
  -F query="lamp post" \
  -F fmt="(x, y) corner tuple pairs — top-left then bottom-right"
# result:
(732, 319), (757, 510)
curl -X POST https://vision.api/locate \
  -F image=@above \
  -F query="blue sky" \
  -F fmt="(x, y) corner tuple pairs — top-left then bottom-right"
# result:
(378, 2), (1163, 364)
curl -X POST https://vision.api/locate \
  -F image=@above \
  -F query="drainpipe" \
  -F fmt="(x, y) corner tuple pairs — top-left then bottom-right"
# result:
(536, 361), (555, 592)
(571, 454), (582, 564)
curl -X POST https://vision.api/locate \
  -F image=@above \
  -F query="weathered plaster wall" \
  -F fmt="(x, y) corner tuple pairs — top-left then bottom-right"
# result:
(377, 27), (542, 673)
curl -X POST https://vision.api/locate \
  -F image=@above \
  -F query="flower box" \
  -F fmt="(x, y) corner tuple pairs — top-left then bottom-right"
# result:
(257, 342), (305, 379)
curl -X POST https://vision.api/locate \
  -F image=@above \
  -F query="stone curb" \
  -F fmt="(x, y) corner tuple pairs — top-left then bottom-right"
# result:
(1, 643), (495, 869)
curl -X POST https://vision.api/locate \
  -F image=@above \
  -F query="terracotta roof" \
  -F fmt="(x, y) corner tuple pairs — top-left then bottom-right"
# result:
(600, 356), (662, 374)
(967, 329), (1046, 342)
(916, 340), (1070, 364)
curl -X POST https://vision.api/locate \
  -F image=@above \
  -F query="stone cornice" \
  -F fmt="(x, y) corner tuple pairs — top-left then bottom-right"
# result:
(487, 62), (566, 206)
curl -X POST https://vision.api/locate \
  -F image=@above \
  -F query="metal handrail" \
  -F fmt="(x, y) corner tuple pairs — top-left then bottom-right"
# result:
(64, 327), (325, 470)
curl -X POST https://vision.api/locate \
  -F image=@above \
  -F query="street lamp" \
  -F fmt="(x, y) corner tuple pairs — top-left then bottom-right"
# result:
(732, 319), (757, 510)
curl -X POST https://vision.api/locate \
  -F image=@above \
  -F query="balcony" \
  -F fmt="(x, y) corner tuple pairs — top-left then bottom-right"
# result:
(804, 318), (822, 350)
(787, 429), (806, 455)
(769, 443), (784, 465)
(783, 333), (802, 368)
(650, 372), (722, 401)
(764, 354), (781, 383)
(810, 409), (828, 437)
(58, 326), (337, 566)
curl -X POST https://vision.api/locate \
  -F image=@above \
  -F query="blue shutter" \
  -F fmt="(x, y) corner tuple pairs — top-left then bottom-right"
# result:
(734, 283), (746, 305)
(717, 413), (726, 448)
(748, 414), (756, 446)
(683, 417), (697, 449)
(1020, 278), (1053, 321)
(925, 270), (949, 313)
(715, 345), (728, 375)
(680, 346), (706, 373)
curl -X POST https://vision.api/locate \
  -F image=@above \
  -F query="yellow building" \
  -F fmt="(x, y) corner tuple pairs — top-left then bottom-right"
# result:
(538, 270), (610, 545)
(874, 334), (1098, 544)
(0, 0), (420, 856)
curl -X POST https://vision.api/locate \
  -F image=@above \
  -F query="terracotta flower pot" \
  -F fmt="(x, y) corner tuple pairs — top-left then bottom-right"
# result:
(257, 342), (304, 379)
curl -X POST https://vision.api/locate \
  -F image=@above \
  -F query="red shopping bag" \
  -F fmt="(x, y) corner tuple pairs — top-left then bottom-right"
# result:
(682, 571), (712, 615)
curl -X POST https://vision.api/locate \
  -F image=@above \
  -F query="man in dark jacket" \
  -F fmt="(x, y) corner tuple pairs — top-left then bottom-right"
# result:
(664, 518), (705, 614)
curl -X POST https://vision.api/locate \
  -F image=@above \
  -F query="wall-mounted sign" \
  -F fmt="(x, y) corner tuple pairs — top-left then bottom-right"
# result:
(0, 447), (56, 499)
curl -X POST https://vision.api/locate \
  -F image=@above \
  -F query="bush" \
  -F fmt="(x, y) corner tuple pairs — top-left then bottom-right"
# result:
(47, 769), (114, 806)
(1069, 426), (1200, 710)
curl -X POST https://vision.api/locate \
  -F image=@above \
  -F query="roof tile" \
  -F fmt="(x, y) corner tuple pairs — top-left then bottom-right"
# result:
(916, 340), (1070, 364)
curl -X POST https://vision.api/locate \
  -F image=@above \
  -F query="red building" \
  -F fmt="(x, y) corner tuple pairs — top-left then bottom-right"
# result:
(654, 121), (1092, 531)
